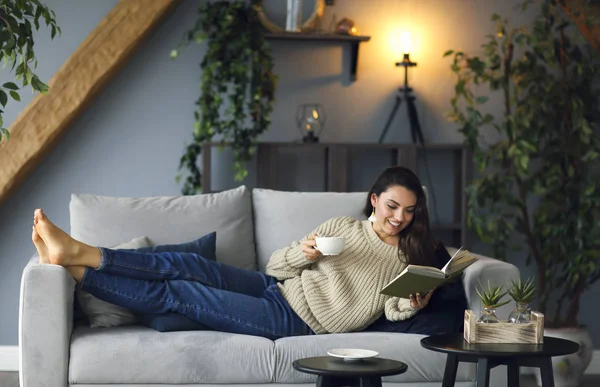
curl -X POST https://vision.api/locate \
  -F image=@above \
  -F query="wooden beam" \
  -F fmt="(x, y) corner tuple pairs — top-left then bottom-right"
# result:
(560, 0), (600, 52)
(0, 0), (179, 207)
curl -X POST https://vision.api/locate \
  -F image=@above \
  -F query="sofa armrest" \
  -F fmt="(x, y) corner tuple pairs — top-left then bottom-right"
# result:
(19, 257), (75, 387)
(462, 253), (520, 320)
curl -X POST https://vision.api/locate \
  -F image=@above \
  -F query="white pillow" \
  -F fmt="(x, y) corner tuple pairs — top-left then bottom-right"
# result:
(76, 236), (150, 328)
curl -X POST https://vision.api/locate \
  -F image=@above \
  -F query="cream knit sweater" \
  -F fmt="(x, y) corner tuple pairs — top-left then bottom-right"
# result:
(265, 216), (417, 335)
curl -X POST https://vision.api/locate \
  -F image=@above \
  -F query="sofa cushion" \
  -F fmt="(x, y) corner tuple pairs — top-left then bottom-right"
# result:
(252, 189), (367, 271)
(133, 231), (217, 259)
(69, 326), (275, 384)
(70, 185), (256, 269)
(273, 333), (475, 383)
(76, 236), (151, 328)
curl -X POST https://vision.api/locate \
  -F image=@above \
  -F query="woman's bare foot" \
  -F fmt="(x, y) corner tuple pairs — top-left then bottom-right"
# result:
(33, 209), (102, 268)
(65, 266), (86, 282)
(31, 226), (50, 264)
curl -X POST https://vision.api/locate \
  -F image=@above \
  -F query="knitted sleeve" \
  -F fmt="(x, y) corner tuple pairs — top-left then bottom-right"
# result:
(265, 238), (309, 280)
(384, 297), (418, 321)
(265, 217), (351, 281)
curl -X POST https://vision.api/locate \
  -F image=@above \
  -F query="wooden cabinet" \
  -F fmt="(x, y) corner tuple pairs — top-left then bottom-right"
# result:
(201, 142), (472, 248)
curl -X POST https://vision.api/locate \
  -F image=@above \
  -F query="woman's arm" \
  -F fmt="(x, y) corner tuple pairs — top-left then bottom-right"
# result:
(384, 297), (418, 321)
(265, 217), (351, 280)
(265, 239), (312, 280)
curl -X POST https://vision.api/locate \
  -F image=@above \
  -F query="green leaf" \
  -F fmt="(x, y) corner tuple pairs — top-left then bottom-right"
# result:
(9, 91), (20, 101)
(443, 50), (454, 57)
(476, 96), (489, 104)
(0, 90), (7, 107)
(2, 82), (18, 90)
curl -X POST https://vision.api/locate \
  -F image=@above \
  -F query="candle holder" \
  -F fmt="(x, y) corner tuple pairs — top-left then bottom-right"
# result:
(296, 103), (326, 143)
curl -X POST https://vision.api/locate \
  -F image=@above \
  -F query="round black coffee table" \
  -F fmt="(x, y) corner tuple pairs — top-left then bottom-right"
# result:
(292, 356), (408, 387)
(420, 333), (579, 387)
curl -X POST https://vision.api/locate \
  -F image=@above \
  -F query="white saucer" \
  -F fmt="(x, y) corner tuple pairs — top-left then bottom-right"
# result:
(327, 348), (379, 361)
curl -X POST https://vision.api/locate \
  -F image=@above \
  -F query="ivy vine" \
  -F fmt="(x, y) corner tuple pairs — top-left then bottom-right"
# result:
(172, 0), (277, 195)
(0, 0), (60, 142)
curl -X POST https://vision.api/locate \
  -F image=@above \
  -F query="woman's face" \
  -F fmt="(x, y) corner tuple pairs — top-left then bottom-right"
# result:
(371, 185), (417, 239)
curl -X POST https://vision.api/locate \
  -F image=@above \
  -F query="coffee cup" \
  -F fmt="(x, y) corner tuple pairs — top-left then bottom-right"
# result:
(314, 236), (345, 256)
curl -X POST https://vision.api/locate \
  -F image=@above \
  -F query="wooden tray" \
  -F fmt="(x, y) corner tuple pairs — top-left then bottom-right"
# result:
(464, 309), (544, 344)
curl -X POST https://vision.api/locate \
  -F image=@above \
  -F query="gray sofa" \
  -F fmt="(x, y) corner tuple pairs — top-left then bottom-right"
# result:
(19, 186), (519, 387)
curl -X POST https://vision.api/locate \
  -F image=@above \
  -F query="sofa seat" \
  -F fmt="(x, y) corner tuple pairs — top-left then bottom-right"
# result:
(68, 326), (475, 384)
(69, 326), (276, 384)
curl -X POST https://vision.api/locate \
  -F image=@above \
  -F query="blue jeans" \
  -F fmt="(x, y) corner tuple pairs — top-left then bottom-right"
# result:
(80, 248), (313, 339)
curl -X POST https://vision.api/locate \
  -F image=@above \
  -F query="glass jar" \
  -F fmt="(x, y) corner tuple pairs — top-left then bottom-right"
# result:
(477, 307), (500, 323)
(508, 302), (531, 324)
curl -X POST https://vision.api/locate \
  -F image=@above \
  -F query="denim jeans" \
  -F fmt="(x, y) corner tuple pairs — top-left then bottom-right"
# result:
(80, 248), (313, 339)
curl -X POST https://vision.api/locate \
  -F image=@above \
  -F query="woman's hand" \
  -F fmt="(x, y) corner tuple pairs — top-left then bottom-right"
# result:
(409, 288), (435, 309)
(301, 233), (322, 261)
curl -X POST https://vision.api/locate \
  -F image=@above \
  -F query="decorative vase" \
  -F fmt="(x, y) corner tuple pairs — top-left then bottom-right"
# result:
(534, 327), (593, 387)
(508, 302), (531, 324)
(477, 307), (500, 323)
(285, 0), (302, 32)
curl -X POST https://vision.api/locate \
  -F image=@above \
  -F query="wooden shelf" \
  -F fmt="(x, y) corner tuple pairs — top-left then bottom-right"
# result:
(264, 32), (371, 42)
(264, 32), (371, 82)
(201, 142), (473, 248)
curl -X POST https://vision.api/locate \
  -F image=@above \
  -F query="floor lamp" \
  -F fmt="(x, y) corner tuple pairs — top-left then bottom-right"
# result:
(379, 32), (424, 145)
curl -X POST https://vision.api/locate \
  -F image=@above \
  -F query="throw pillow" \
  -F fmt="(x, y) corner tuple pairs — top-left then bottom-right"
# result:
(136, 312), (210, 332)
(135, 232), (217, 260)
(133, 232), (218, 332)
(364, 241), (468, 335)
(77, 232), (218, 328)
(76, 236), (151, 328)
(364, 277), (467, 335)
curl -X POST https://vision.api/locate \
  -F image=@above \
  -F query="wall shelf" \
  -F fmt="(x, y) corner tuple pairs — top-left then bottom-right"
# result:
(264, 32), (371, 82)
(201, 142), (473, 248)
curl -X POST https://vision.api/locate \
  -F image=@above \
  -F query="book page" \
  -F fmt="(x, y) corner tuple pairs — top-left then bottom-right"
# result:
(405, 265), (446, 278)
(441, 247), (477, 275)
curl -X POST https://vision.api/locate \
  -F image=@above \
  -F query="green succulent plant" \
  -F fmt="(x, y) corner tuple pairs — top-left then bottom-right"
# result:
(476, 280), (510, 309)
(508, 277), (536, 304)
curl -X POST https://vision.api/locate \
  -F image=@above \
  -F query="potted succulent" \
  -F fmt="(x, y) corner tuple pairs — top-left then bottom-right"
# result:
(476, 280), (510, 324)
(445, 0), (599, 384)
(507, 277), (536, 324)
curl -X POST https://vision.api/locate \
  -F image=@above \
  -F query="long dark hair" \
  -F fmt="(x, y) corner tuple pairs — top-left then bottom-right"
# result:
(362, 166), (438, 267)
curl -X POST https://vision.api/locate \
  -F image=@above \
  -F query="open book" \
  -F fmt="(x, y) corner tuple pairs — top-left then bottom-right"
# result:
(380, 247), (478, 298)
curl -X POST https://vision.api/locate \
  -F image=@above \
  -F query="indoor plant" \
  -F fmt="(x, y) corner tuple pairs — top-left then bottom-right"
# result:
(507, 277), (535, 323)
(171, 0), (277, 195)
(0, 0), (60, 142)
(476, 280), (510, 323)
(444, 0), (599, 384)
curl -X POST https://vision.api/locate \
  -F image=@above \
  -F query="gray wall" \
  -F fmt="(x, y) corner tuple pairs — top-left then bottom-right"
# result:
(0, 0), (597, 347)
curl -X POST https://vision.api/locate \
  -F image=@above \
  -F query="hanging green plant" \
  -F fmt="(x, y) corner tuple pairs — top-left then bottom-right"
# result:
(0, 0), (61, 142)
(171, 0), (277, 195)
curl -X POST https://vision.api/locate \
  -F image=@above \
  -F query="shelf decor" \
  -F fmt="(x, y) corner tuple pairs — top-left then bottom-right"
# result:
(257, 0), (324, 33)
(296, 103), (326, 143)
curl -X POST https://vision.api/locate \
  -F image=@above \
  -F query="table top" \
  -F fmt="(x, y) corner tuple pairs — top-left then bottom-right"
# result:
(293, 356), (408, 377)
(420, 333), (580, 358)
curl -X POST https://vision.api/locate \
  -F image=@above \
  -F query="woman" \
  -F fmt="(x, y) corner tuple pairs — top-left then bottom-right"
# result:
(32, 166), (439, 339)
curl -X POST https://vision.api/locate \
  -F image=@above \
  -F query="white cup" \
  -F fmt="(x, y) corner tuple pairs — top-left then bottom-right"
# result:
(315, 237), (345, 256)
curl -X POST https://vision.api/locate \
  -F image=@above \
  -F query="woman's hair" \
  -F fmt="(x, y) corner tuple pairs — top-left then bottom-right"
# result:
(362, 166), (439, 267)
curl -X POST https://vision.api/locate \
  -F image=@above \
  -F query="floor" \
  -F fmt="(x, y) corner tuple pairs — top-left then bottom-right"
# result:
(1, 372), (599, 387)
